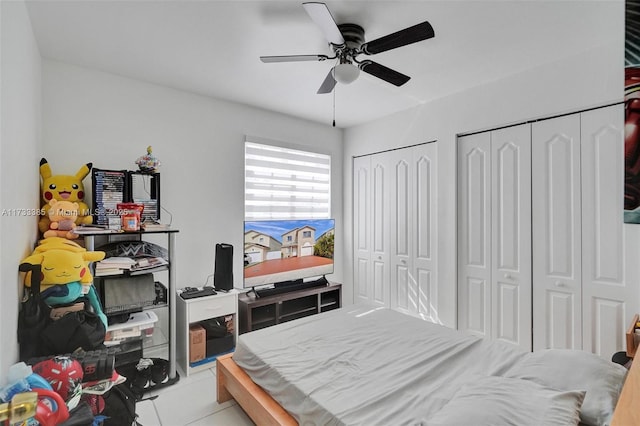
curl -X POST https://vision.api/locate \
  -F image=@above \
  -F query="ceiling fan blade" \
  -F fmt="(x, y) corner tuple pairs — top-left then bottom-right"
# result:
(317, 69), (337, 94)
(260, 54), (329, 63)
(359, 60), (410, 87)
(302, 2), (345, 46)
(361, 21), (434, 55)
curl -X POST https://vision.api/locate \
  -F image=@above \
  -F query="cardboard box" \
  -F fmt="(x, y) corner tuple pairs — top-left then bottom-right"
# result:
(189, 324), (206, 363)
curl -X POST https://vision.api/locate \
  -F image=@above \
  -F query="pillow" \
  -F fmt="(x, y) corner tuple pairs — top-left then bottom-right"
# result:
(505, 349), (628, 426)
(427, 375), (585, 426)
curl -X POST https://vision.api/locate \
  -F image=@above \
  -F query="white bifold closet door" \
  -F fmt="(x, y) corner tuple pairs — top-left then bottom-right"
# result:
(457, 124), (532, 351)
(353, 153), (390, 307)
(389, 144), (438, 319)
(353, 143), (438, 319)
(581, 105), (628, 357)
(531, 114), (582, 350)
(532, 104), (630, 357)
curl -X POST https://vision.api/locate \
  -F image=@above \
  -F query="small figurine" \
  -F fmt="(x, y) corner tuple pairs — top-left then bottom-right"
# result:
(135, 145), (161, 173)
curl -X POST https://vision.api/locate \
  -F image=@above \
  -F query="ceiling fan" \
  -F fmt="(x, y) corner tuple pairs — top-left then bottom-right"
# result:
(260, 2), (435, 94)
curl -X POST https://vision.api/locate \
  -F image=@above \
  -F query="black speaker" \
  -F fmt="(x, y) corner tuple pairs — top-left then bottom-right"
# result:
(214, 243), (234, 291)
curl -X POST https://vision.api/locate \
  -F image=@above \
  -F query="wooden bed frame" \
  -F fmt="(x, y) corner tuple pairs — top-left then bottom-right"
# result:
(218, 351), (640, 426)
(217, 353), (296, 425)
(611, 349), (640, 426)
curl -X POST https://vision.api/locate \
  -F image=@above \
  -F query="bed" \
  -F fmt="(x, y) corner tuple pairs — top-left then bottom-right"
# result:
(217, 305), (634, 425)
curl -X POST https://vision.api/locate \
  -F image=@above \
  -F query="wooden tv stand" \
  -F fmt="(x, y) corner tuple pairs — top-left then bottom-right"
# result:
(238, 282), (341, 334)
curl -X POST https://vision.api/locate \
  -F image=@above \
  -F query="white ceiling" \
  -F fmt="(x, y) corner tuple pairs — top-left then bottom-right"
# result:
(25, 0), (620, 128)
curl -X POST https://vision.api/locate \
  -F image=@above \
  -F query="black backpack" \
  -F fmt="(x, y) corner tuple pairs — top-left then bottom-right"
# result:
(18, 263), (106, 360)
(101, 383), (140, 426)
(18, 263), (52, 360)
(40, 305), (106, 355)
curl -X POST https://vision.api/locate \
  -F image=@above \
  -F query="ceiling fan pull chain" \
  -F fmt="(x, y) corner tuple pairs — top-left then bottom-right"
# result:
(332, 84), (336, 127)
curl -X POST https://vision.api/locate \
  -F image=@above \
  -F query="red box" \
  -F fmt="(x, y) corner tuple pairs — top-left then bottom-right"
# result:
(117, 202), (144, 231)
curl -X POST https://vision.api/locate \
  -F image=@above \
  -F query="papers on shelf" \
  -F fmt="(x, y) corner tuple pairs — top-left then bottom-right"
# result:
(100, 257), (137, 267)
(131, 256), (168, 271)
(95, 255), (168, 276)
(71, 226), (119, 235)
(141, 221), (170, 231)
(94, 268), (125, 277)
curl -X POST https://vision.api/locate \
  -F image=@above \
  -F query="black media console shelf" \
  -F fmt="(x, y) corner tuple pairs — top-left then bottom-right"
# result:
(238, 283), (342, 334)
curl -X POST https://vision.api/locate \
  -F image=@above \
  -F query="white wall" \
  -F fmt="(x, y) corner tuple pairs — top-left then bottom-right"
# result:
(344, 29), (626, 327)
(3, 1), (630, 374)
(41, 60), (343, 295)
(0, 1), (43, 379)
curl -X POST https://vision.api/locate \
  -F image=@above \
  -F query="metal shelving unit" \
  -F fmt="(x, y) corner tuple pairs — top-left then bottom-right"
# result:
(84, 229), (179, 381)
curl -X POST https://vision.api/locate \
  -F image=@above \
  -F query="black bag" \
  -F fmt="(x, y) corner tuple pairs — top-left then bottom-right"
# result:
(18, 263), (106, 359)
(102, 383), (140, 426)
(40, 307), (106, 355)
(59, 402), (95, 426)
(18, 263), (52, 361)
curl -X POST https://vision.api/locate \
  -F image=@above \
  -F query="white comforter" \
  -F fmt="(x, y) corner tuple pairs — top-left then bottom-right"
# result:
(234, 305), (530, 425)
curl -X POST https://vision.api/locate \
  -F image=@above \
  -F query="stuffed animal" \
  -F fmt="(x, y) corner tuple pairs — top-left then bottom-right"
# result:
(34, 237), (87, 253)
(21, 243), (107, 328)
(38, 158), (93, 234)
(43, 199), (79, 239)
(21, 243), (105, 291)
(27, 238), (101, 288)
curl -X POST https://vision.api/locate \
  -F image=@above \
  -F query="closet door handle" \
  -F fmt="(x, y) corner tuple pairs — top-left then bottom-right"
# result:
(401, 259), (407, 264)
(555, 281), (565, 288)
(504, 274), (513, 280)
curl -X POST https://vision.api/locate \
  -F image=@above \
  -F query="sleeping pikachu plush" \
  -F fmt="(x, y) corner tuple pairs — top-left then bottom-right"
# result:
(27, 238), (100, 289)
(21, 238), (107, 327)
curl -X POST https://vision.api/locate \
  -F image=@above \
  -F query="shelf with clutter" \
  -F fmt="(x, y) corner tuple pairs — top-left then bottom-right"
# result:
(12, 149), (177, 423)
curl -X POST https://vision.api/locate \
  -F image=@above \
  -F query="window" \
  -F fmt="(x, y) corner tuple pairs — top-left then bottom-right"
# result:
(303, 231), (311, 238)
(245, 140), (331, 220)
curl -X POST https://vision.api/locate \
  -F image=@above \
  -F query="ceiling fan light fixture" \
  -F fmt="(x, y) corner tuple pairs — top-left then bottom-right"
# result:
(332, 63), (360, 84)
(261, 2), (435, 94)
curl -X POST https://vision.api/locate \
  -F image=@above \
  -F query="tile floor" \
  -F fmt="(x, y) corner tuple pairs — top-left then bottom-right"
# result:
(135, 366), (255, 425)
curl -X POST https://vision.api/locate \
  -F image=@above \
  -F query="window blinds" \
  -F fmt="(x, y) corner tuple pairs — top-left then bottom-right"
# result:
(245, 141), (331, 220)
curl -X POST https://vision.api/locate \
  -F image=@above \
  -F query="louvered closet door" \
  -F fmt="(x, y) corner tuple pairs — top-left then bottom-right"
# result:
(581, 104), (629, 358)
(458, 132), (492, 339)
(353, 156), (372, 303)
(391, 143), (438, 320)
(490, 125), (531, 350)
(532, 114), (582, 351)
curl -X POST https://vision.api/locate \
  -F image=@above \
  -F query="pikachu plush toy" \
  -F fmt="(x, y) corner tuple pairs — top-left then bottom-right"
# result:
(38, 158), (94, 235)
(21, 238), (107, 328)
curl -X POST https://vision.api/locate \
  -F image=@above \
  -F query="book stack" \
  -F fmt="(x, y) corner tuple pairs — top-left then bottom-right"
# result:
(72, 226), (119, 235)
(141, 221), (169, 231)
(95, 255), (169, 276)
(95, 257), (137, 276)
